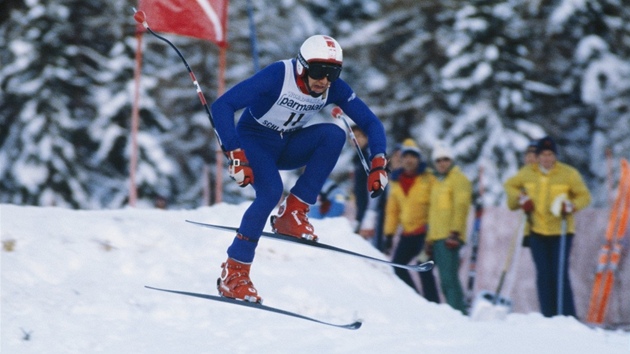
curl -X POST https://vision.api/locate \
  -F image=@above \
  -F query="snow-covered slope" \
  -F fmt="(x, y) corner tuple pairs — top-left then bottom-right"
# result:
(1, 204), (628, 353)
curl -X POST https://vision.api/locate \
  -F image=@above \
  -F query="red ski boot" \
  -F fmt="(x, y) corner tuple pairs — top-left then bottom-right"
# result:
(270, 194), (318, 241)
(217, 257), (262, 303)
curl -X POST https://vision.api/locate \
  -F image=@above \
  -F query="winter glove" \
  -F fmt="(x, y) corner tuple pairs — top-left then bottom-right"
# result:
(368, 154), (388, 198)
(561, 200), (574, 216)
(551, 194), (571, 217)
(522, 234), (531, 248)
(383, 235), (394, 255)
(226, 149), (253, 187)
(518, 193), (534, 214)
(444, 231), (462, 249)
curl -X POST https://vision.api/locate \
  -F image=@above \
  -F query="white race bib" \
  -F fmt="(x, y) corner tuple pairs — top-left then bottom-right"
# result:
(252, 60), (327, 132)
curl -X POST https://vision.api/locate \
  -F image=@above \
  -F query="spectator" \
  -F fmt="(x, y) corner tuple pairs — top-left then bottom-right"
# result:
(387, 144), (403, 171)
(154, 194), (168, 209)
(308, 178), (347, 219)
(524, 140), (538, 166)
(426, 142), (472, 314)
(504, 136), (591, 317)
(383, 139), (440, 302)
(520, 139), (539, 247)
(351, 125), (386, 250)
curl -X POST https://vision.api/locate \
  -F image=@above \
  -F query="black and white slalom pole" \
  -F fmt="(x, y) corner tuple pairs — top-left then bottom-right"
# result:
(465, 202), (483, 307)
(132, 8), (226, 154)
(331, 107), (370, 175)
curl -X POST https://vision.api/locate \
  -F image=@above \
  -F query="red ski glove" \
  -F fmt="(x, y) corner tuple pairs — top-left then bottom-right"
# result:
(519, 193), (534, 213)
(445, 231), (462, 249)
(226, 149), (253, 187)
(368, 154), (388, 198)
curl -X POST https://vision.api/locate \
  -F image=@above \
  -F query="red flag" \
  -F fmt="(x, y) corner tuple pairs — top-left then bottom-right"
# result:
(137, 0), (229, 47)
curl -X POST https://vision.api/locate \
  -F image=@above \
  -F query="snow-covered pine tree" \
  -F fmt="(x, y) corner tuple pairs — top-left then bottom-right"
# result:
(536, 0), (630, 207)
(0, 0), (184, 208)
(423, 0), (546, 204)
(0, 0), (100, 207)
(2, 0), (629, 208)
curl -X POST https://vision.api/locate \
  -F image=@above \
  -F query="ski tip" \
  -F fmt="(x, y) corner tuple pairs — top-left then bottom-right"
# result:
(416, 260), (435, 272)
(347, 320), (363, 330)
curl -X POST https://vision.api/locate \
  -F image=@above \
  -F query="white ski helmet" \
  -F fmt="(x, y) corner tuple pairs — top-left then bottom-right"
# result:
(296, 35), (343, 81)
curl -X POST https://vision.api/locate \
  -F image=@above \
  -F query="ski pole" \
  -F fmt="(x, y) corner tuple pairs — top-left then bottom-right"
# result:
(132, 8), (226, 155)
(493, 213), (527, 305)
(557, 216), (567, 315)
(331, 107), (371, 176)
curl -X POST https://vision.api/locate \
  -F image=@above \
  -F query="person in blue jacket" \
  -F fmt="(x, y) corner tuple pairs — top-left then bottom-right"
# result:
(211, 35), (389, 303)
(308, 179), (347, 219)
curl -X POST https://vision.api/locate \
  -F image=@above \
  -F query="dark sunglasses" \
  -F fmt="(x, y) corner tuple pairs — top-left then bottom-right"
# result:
(307, 62), (342, 82)
(435, 158), (451, 163)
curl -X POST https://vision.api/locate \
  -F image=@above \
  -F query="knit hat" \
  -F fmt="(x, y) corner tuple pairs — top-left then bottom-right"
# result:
(432, 143), (454, 161)
(536, 136), (557, 155)
(400, 138), (421, 159)
(526, 140), (538, 153)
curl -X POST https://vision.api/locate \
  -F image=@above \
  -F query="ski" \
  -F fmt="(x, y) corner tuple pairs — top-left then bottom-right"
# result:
(145, 286), (362, 330)
(186, 220), (434, 272)
(586, 158), (630, 324)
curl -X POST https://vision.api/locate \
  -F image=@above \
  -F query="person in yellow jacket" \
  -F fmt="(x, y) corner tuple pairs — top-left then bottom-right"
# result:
(426, 143), (472, 314)
(504, 136), (591, 317)
(520, 139), (540, 247)
(383, 139), (440, 302)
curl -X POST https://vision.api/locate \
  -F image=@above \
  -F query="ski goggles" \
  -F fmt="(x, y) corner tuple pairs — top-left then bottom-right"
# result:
(307, 62), (342, 82)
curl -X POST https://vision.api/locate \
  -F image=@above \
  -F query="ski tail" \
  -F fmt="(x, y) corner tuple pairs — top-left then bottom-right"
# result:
(594, 162), (630, 323)
(145, 286), (362, 330)
(587, 158), (630, 324)
(594, 245), (621, 323)
(585, 247), (609, 322)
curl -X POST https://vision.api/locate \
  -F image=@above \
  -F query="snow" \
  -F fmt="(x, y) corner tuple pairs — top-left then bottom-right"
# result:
(2, 203), (628, 354)
(12, 161), (47, 193)
(581, 55), (630, 105)
(548, 0), (587, 34)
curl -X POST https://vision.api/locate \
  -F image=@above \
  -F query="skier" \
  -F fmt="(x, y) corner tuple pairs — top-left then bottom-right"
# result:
(210, 35), (388, 303)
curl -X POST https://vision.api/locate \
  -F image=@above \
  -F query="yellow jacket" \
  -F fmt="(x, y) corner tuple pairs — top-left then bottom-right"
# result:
(383, 170), (436, 236)
(504, 162), (591, 235)
(427, 166), (472, 243)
